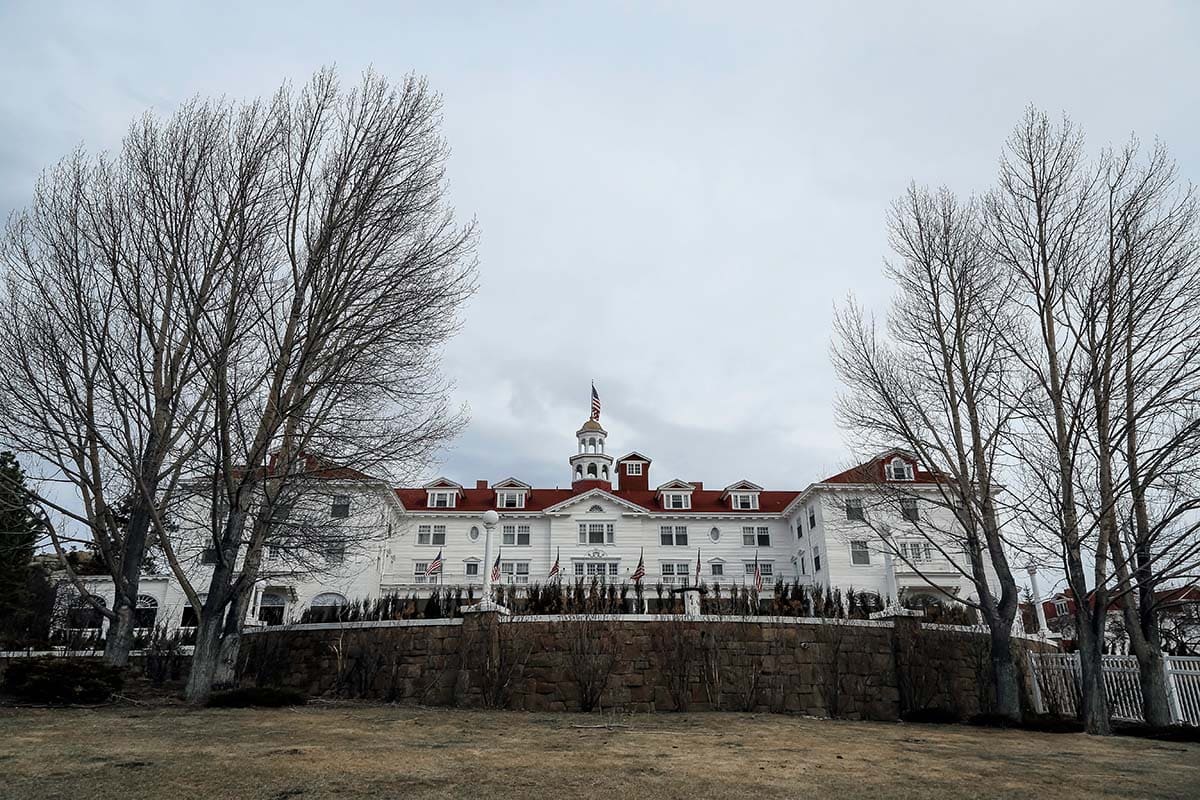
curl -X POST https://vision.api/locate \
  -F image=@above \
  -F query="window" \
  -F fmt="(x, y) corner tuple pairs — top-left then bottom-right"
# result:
(578, 522), (613, 545)
(468, 526), (480, 542)
(797, 552), (807, 575)
(731, 493), (759, 510)
(813, 547), (822, 572)
(808, 505), (817, 530)
(413, 561), (431, 583)
(901, 497), (919, 522)
(133, 595), (158, 629)
(1054, 599), (1068, 617)
(323, 541), (346, 565)
(67, 594), (106, 630)
(744, 561), (774, 578)
(846, 497), (865, 522)
(663, 492), (691, 510)
(741, 526), (770, 547)
(660, 525), (688, 546)
(331, 494), (351, 518)
(201, 547), (219, 565)
(887, 457), (914, 481)
(575, 561), (620, 578)
(501, 561), (530, 584)
(257, 592), (286, 626)
(850, 540), (871, 566)
(710, 526), (721, 543)
(710, 563), (724, 577)
(308, 592), (347, 622)
(417, 524), (446, 546)
(180, 596), (205, 628)
(465, 562), (480, 577)
(502, 524), (531, 546)
(626, 462), (643, 476)
(498, 491), (525, 509)
(428, 490), (456, 508)
(796, 519), (803, 538)
(900, 541), (933, 562)
(661, 562), (693, 585)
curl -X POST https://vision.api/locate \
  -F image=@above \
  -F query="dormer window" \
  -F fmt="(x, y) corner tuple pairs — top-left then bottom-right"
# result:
(663, 492), (691, 510)
(428, 490), (456, 508)
(730, 493), (759, 510)
(497, 491), (525, 509)
(886, 457), (914, 481)
(626, 462), (643, 476)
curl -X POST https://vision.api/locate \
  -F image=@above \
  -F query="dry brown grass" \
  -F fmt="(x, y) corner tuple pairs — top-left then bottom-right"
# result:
(0, 704), (1195, 799)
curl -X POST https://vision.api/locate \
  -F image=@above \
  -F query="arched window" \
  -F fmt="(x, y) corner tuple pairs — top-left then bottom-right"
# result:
(134, 594), (158, 629)
(575, 466), (583, 480)
(586, 463), (598, 477)
(311, 592), (347, 607)
(601, 465), (609, 480)
(309, 592), (347, 623)
(258, 592), (287, 626)
(887, 457), (914, 481)
(588, 505), (604, 513)
(68, 594), (106, 629)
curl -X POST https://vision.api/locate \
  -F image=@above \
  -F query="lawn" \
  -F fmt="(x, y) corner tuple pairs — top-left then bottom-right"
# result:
(0, 704), (1196, 799)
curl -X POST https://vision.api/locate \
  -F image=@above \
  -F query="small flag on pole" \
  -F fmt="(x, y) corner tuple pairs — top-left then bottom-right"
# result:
(631, 547), (645, 583)
(591, 382), (601, 420)
(491, 548), (502, 583)
(753, 551), (763, 593)
(425, 550), (443, 577)
(548, 547), (561, 580)
(695, 548), (702, 586)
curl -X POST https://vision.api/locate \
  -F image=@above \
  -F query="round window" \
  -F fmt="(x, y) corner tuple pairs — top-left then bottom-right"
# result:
(709, 527), (720, 543)
(468, 526), (480, 542)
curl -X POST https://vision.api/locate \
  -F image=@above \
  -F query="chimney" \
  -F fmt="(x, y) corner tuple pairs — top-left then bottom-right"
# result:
(691, 482), (704, 491)
(475, 479), (488, 490)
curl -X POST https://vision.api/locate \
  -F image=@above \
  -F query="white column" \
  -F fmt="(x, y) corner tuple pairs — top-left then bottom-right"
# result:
(1026, 564), (1051, 635)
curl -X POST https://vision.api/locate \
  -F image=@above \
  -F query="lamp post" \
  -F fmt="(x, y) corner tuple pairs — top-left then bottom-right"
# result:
(481, 509), (499, 602)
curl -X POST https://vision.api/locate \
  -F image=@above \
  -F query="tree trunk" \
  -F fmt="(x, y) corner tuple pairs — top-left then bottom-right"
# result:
(185, 610), (225, 705)
(103, 602), (136, 666)
(988, 626), (1022, 722)
(1135, 641), (1173, 727)
(1077, 626), (1111, 735)
(213, 589), (254, 687)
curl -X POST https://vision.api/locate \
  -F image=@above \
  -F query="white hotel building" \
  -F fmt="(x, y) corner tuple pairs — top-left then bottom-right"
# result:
(71, 406), (995, 633)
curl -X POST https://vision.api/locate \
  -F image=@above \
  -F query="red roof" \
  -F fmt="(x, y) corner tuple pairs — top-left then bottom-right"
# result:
(394, 484), (802, 514)
(821, 451), (945, 485)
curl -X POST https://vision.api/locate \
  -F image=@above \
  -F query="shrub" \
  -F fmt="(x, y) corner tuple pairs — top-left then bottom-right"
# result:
(206, 686), (307, 708)
(2, 657), (124, 704)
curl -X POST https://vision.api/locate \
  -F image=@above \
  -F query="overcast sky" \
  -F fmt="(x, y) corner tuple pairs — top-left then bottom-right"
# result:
(3, 1), (1199, 499)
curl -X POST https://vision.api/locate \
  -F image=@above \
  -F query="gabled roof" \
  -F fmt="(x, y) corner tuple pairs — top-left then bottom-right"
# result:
(492, 477), (532, 490)
(616, 451), (653, 463)
(422, 477), (463, 490)
(656, 479), (696, 492)
(542, 488), (649, 515)
(722, 480), (764, 495)
(394, 483), (801, 515)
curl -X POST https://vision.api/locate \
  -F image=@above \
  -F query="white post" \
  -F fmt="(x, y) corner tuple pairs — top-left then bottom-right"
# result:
(1026, 564), (1052, 636)
(481, 509), (499, 602)
(882, 540), (899, 610)
(1163, 656), (1184, 725)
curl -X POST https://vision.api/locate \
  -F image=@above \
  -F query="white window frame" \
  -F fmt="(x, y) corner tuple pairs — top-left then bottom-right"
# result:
(659, 525), (688, 546)
(413, 561), (432, 584)
(887, 457), (915, 481)
(331, 494), (351, 518)
(626, 462), (643, 476)
(465, 562), (480, 577)
(741, 525), (770, 547)
(502, 524), (532, 546)
(850, 540), (871, 566)
(578, 522), (614, 545)
(710, 562), (724, 577)
(813, 546), (822, 572)
(500, 561), (530, 584)
(661, 562), (693, 586)
(497, 490), (526, 509)
(663, 492), (691, 510)
(846, 497), (865, 522)
(731, 493), (759, 510)
(428, 490), (457, 508)
(900, 497), (919, 522)
(743, 561), (774, 578)
(417, 524), (447, 546)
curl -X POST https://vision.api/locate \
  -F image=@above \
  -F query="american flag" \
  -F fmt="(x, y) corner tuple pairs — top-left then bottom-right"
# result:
(548, 547), (561, 580)
(631, 548), (645, 583)
(490, 549), (502, 583)
(695, 548), (702, 585)
(753, 551), (763, 593)
(425, 550), (443, 577)
(590, 383), (601, 420)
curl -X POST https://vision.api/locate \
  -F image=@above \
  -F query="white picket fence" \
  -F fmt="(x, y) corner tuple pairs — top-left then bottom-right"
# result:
(1028, 651), (1200, 725)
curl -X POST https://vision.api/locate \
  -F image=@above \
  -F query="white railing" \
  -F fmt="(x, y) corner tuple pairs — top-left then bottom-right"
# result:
(1029, 652), (1200, 726)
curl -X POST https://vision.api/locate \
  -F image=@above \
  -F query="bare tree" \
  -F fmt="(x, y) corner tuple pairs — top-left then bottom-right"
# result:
(984, 108), (1119, 734)
(832, 185), (1025, 721)
(0, 97), (278, 665)
(168, 69), (477, 704)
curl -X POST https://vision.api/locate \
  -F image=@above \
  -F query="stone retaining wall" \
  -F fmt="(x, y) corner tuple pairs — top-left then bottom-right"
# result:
(239, 613), (1058, 719)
